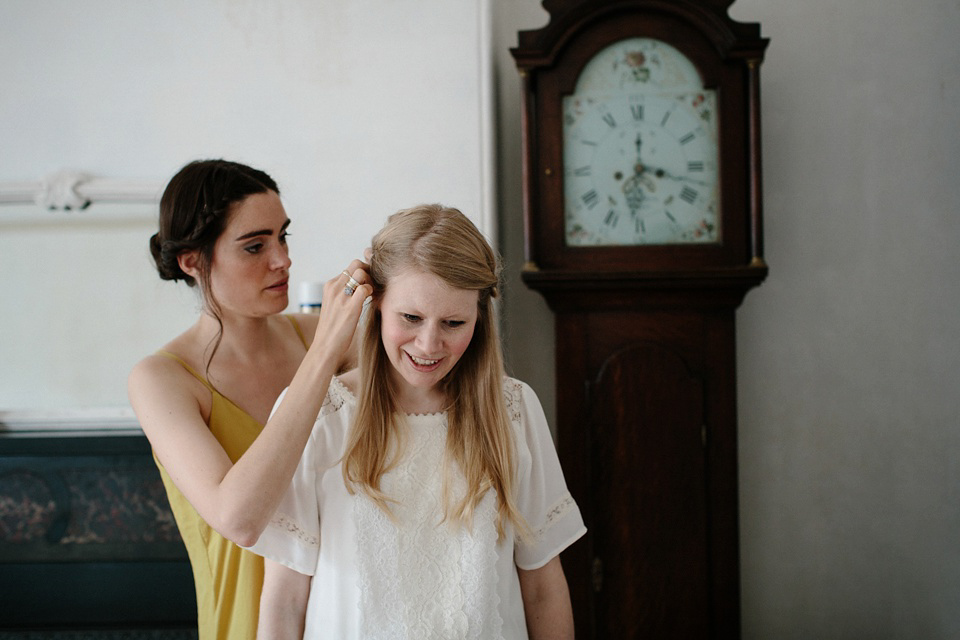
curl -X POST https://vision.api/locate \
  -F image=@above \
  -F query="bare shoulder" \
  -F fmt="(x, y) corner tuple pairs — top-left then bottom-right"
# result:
(129, 350), (184, 389)
(127, 328), (203, 392)
(127, 332), (212, 440)
(128, 351), (203, 411)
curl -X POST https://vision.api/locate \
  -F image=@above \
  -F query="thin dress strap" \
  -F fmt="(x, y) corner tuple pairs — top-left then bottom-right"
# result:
(155, 350), (215, 392)
(285, 314), (310, 350)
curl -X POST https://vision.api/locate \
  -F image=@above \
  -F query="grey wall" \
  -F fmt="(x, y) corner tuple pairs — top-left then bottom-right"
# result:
(494, 1), (960, 638)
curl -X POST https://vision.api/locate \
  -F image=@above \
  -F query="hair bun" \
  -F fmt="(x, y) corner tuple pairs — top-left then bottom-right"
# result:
(150, 232), (192, 283)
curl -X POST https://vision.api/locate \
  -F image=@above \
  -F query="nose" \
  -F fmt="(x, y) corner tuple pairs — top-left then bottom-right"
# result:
(271, 242), (292, 270)
(415, 323), (442, 354)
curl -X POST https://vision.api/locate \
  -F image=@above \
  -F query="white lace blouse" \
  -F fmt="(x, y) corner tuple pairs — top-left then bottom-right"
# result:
(248, 376), (586, 640)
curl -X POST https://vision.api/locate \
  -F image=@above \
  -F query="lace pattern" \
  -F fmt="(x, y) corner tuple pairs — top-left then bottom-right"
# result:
(534, 493), (577, 541)
(268, 512), (319, 548)
(354, 414), (504, 639)
(319, 376), (349, 418)
(502, 378), (524, 426)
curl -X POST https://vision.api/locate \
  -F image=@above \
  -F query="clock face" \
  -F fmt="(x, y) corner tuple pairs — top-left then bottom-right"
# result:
(563, 38), (720, 246)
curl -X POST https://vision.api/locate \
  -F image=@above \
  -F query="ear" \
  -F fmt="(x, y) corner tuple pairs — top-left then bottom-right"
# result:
(177, 249), (201, 281)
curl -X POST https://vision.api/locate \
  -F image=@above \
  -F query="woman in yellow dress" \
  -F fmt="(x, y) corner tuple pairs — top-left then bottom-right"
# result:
(128, 159), (370, 640)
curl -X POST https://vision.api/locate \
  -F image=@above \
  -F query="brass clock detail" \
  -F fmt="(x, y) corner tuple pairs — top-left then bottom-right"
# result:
(564, 37), (720, 246)
(512, 1), (769, 638)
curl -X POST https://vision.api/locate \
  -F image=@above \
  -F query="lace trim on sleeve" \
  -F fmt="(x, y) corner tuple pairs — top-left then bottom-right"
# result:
(268, 512), (320, 548)
(534, 493), (576, 541)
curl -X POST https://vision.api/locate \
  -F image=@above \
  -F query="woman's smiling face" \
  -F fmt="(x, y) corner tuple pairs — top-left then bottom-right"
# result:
(378, 268), (479, 408)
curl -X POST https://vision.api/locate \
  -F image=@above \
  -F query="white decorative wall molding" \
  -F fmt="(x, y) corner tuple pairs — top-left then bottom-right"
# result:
(0, 171), (162, 211)
(0, 407), (140, 435)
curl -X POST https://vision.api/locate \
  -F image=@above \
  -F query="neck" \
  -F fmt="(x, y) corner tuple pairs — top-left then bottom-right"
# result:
(390, 376), (448, 415)
(194, 309), (280, 363)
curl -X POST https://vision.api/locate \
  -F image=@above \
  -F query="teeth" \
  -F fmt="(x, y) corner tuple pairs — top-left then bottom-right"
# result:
(410, 355), (439, 366)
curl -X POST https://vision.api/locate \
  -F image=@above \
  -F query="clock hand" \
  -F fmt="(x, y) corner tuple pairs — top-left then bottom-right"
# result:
(634, 133), (647, 176)
(641, 163), (710, 186)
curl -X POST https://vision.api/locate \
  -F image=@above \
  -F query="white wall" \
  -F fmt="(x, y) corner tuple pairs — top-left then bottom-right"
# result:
(0, 0), (493, 415)
(494, 0), (960, 638)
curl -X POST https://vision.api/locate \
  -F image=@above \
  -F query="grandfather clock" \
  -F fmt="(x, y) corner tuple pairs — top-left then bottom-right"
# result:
(511, 1), (768, 637)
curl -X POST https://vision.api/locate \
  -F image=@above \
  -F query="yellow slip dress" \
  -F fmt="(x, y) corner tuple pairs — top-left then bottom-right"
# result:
(153, 315), (308, 640)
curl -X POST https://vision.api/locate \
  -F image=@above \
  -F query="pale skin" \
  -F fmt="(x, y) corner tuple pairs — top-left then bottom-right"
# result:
(128, 191), (372, 547)
(256, 269), (575, 639)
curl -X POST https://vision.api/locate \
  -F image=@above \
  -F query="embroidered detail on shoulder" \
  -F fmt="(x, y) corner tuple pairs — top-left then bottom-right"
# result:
(502, 378), (524, 425)
(319, 376), (351, 418)
(535, 493), (576, 540)
(270, 513), (319, 548)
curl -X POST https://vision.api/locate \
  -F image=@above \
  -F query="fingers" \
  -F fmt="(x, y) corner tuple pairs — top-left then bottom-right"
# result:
(336, 259), (371, 299)
(323, 261), (371, 304)
(343, 258), (369, 279)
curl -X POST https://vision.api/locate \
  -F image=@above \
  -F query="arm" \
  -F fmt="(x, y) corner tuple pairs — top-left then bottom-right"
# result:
(257, 559), (310, 640)
(518, 556), (576, 640)
(129, 263), (371, 546)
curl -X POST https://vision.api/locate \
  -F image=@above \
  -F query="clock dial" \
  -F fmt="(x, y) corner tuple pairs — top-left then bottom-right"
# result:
(563, 38), (719, 246)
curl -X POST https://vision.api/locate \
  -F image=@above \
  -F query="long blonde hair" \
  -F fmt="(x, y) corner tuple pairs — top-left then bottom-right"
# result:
(341, 204), (528, 541)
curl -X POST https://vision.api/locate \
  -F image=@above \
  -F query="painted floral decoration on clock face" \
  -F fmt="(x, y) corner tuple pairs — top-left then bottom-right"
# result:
(563, 37), (720, 246)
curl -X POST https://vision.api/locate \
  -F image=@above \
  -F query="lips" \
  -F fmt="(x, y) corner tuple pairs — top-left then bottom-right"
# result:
(407, 352), (441, 370)
(266, 278), (289, 292)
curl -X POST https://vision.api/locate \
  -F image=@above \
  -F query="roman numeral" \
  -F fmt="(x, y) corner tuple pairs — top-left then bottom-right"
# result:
(665, 210), (677, 223)
(631, 104), (644, 121)
(573, 166), (592, 177)
(660, 111), (672, 127)
(687, 161), (704, 172)
(679, 132), (695, 145)
(680, 186), (698, 204)
(582, 190), (600, 209)
(602, 112), (617, 128)
(604, 209), (619, 227)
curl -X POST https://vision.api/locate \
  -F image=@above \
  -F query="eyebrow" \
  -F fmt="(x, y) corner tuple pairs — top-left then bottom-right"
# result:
(234, 218), (291, 241)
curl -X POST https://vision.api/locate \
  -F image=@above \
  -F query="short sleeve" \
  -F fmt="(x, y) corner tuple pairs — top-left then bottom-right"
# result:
(509, 379), (587, 570)
(243, 388), (321, 576)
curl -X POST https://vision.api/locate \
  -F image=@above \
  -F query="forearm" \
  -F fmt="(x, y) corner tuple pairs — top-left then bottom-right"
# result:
(258, 559), (310, 639)
(519, 557), (576, 640)
(214, 345), (339, 544)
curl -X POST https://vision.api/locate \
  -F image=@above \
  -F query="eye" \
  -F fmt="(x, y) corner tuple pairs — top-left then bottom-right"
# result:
(445, 320), (466, 328)
(402, 313), (421, 323)
(244, 242), (264, 254)
(280, 231), (290, 244)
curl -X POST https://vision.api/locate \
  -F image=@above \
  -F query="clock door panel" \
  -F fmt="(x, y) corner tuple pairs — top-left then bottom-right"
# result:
(590, 342), (710, 638)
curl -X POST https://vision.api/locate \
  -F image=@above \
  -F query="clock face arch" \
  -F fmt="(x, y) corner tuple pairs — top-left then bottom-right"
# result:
(563, 38), (720, 246)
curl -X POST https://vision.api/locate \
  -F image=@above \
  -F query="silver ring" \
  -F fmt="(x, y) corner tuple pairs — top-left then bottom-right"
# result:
(344, 275), (360, 296)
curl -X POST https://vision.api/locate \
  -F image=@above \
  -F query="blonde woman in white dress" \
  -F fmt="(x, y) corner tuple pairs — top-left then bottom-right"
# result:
(250, 204), (586, 639)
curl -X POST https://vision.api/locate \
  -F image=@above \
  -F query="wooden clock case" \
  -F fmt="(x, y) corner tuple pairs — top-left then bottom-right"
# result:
(511, 1), (768, 637)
